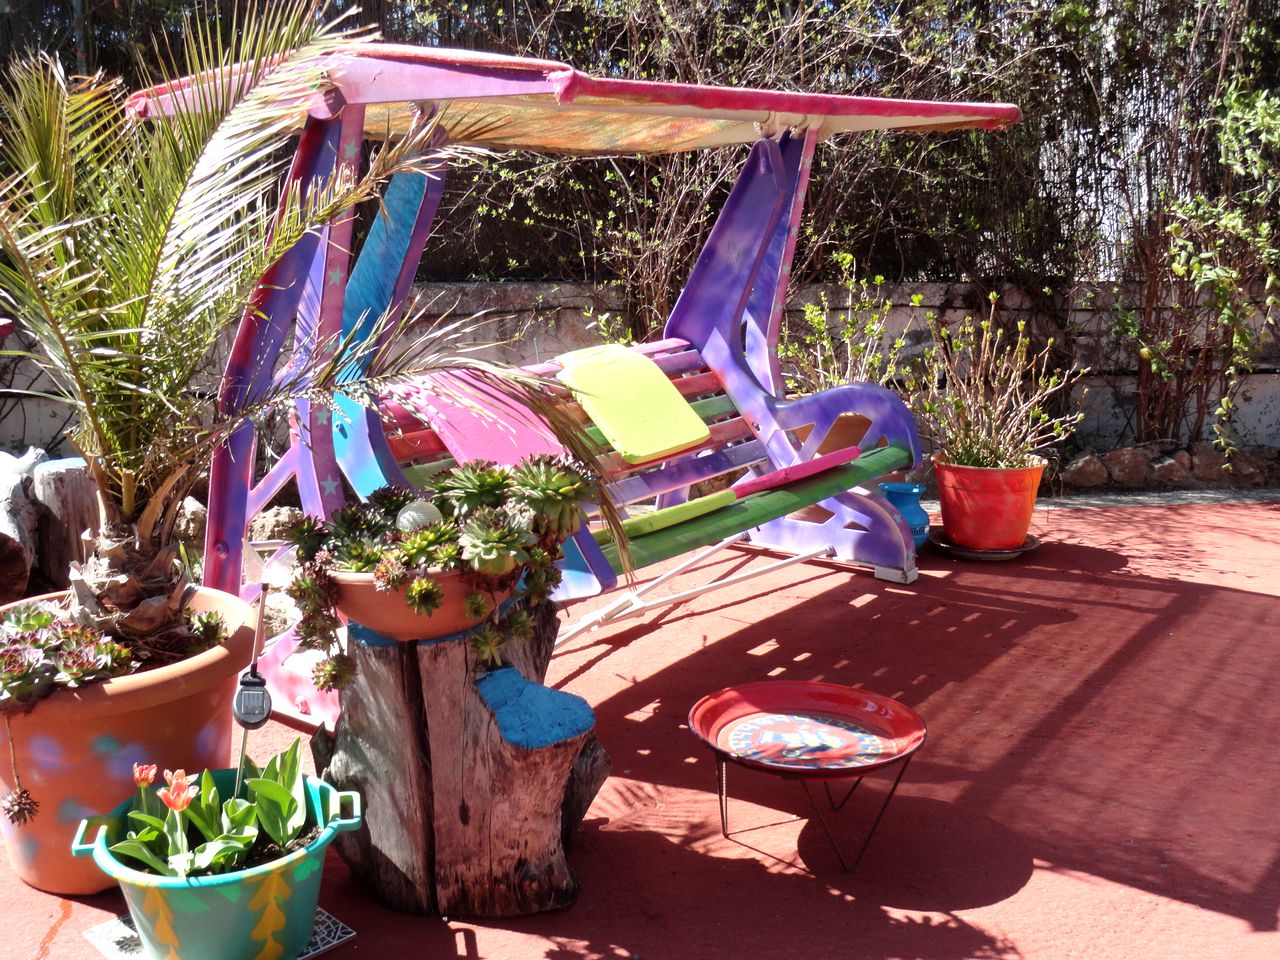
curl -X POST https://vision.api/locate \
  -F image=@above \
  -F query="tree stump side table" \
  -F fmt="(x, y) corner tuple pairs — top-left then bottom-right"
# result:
(313, 598), (610, 917)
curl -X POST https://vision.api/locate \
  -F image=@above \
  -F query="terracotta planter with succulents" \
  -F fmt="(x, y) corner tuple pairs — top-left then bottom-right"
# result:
(0, 587), (255, 895)
(330, 569), (512, 643)
(287, 459), (605, 683)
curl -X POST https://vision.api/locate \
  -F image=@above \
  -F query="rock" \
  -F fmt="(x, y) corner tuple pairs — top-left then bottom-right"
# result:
(248, 506), (304, 542)
(1228, 452), (1266, 486)
(1062, 453), (1108, 488)
(262, 588), (302, 637)
(1190, 443), (1228, 482)
(1150, 456), (1190, 486)
(1103, 447), (1150, 488)
(30, 458), (100, 590)
(173, 496), (208, 545)
(1172, 450), (1192, 470)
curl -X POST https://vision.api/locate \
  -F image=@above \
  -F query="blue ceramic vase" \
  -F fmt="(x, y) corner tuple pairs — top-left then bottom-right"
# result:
(880, 482), (930, 548)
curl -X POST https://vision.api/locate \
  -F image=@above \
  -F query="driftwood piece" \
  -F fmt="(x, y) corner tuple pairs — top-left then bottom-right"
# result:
(419, 646), (589, 916)
(507, 593), (612, 845)
(317, 599), (607, 918)
(318, 633), (438, 914)
(30, 457), (99, 590)
(561, 731), (612, 849)
(0, 447), (47, 602)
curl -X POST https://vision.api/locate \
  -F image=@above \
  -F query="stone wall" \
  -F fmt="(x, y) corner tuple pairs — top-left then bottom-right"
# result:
(4, 279), (1278, 465)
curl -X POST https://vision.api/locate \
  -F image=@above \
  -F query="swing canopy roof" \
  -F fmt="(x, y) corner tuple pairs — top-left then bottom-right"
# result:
(126, 45), (1021, 155)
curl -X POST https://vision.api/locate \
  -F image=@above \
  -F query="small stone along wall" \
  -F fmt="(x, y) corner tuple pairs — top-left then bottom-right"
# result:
(1059, 443), (1280, 491)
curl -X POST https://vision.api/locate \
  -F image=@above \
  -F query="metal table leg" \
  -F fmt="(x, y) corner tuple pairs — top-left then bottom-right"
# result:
(715, 750), (914, 873)
(800, 755), (914, 872)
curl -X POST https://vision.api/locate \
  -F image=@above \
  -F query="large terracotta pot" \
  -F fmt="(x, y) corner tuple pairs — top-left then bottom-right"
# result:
(331, 569), (508, 642)
(934, 455), (1045, 550)
(0, 587), (256, 895)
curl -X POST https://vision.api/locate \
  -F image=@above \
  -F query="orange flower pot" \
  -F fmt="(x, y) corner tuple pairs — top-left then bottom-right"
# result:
(934, 456), (1045, 551)
(330, 570), (509, 642)
(0, 587), (256, 895)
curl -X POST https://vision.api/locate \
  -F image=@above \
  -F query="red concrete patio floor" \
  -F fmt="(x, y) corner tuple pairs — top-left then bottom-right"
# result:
(5, 499), (1279, 959)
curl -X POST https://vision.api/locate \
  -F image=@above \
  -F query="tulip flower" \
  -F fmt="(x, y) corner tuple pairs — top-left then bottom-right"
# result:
(133, 763), (157, 789)
(158, 769), (198, 812)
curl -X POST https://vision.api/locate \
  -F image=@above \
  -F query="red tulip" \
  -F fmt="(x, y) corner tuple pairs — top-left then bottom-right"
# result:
(133, 763), (157, 789)
(157, 769), (198, 812)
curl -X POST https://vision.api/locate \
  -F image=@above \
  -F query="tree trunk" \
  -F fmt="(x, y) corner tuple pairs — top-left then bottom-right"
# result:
(315, 598), (608, 917)
(0, 448), (47, 602)
(30, 457), (100, 591)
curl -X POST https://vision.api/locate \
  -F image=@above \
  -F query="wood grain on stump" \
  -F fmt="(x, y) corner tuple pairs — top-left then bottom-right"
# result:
(315, 599), (609, 918)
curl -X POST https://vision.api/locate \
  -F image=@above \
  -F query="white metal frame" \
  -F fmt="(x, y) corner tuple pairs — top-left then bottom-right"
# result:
(557, 534), (836, 645)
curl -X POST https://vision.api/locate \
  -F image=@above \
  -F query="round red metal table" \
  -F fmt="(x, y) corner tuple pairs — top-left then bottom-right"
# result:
(689, 680), (927, 871)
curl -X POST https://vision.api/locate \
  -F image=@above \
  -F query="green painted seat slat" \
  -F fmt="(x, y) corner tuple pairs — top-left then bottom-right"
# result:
(596, 445), (912, 573)
(593, 488), (738, 543)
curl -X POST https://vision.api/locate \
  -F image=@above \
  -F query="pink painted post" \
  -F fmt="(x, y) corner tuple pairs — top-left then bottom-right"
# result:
(203, 116), (342, 595)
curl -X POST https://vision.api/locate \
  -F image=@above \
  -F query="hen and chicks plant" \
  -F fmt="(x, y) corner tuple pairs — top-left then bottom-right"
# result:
(286, 455), (598, 687)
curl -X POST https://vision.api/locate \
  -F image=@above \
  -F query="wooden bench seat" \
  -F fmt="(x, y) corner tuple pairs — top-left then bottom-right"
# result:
(375, 334), (917, 599)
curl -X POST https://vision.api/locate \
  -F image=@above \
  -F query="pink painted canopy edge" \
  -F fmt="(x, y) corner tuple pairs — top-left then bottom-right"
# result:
(125, 43), (1021, 146)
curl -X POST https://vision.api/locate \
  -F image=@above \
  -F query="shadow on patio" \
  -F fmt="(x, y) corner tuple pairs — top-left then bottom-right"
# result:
(7, 502), (1278, 959)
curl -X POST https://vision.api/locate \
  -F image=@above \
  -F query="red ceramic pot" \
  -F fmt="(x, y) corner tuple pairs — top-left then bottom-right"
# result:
(0, 587), (256, 894)
(330, 570), (509, 642)
(934, 455), (1045, 551)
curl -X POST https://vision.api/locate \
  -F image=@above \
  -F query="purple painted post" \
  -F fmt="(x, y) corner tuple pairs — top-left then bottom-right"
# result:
(664, 138), (920, 579)
(742, 129), (818, 397)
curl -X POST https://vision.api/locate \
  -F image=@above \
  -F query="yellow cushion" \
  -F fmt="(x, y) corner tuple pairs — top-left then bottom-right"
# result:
(556, 344), (710, 464)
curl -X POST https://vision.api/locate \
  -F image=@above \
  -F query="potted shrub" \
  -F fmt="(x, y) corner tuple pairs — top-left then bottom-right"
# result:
(905, 297), (1086, 550)
(285, 456), (603, 681)
(0, 4), (441, 892)
(72, 738), (360, 960)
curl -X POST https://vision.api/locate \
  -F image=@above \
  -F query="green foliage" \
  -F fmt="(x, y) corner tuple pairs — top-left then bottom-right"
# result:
(108, 739), (311, 879)
(430, 461), (514, 518)
(0, 2), (437, 540)
(404, 577), (444, 616)
(779, 258), (917, 396)
(904, 299), (1086, 469)
(399, 0), (1074, 336)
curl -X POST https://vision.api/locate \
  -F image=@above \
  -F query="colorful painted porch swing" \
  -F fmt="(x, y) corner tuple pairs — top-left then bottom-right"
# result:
(129, 46), (1020, 727)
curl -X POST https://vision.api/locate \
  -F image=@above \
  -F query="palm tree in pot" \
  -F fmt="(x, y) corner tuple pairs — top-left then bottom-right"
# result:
(0, 0), (474, 891)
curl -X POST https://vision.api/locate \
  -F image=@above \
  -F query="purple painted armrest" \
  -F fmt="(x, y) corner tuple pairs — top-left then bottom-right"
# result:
(774, 382), (921, 467)
(732, 445), (861, 498)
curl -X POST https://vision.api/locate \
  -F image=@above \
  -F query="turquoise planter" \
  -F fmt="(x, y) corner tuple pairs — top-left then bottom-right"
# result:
(879, 482), (930, 549)
(72, 769), (361, 960)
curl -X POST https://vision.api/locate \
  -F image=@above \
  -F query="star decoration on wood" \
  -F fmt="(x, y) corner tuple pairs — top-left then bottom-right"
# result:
(321, 476), (341, 497)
